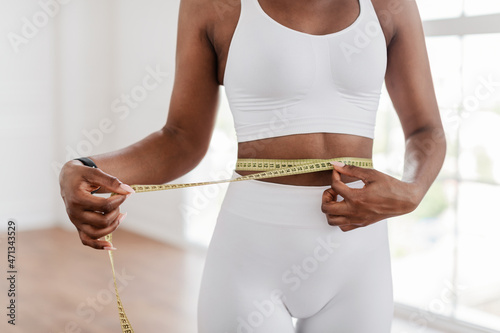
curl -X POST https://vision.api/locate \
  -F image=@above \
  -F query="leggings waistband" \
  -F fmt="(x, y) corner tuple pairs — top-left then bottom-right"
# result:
(220, 172), (365, 228)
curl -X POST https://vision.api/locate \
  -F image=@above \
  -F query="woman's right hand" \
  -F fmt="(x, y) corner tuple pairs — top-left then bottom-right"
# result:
(59, 160), (135, 250)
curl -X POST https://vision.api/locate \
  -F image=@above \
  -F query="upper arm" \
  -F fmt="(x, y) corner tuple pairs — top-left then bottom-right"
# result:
(383, 0), (443, 138)
(164, 0), (220, 156)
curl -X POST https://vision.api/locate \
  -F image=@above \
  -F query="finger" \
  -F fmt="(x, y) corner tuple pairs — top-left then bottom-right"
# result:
(339, 225), (359, 232)
(327, 216), (365, 230)
(79, 230), (115, 250)
(332, 167), (342, 182)
(331, 162), (374, 183)
(78, 213), (126, 249)
(322, 200), (351, 216)
(322, 188), (337, 205)
(82, 167), (135, 195)
(77, 193), (129, 214)
(79, 208), (123, 229)
(326, 215), (350, 227)
(329, 169), (353, 199)
(79, 212), (125, 240)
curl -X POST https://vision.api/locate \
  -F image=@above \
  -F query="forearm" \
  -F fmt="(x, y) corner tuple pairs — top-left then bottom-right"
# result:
(85, 126), (206, 187)
(402, 126), (446, 203)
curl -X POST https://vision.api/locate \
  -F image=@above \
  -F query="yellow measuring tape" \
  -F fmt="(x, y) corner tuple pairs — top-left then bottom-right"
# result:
(104, 157), (372, 332)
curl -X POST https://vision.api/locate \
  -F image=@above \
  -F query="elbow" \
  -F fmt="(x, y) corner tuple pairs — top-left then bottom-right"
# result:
(432, 122), (447, 156)
(160, 124), (210, 177)
(187, 143), (210, 169)
(406, 121), (446, 150)
(405, 123), (447, 160)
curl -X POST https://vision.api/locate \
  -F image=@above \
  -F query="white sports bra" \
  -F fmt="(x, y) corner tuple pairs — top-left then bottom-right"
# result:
(223, 0), (387, 142)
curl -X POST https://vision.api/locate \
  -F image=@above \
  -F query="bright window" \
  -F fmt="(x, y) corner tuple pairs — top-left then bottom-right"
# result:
(464, 0), (500, 16)
(417, 0), (463, 20)
(377, 7), (500, 329)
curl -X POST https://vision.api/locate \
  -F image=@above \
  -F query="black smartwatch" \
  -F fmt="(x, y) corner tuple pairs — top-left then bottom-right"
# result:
(74, 157), (98, 169)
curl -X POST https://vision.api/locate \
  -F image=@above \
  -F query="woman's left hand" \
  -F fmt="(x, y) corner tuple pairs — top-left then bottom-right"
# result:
(321, 162), (422, 232)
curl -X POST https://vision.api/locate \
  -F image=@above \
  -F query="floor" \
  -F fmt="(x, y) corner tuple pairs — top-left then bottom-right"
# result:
(0, 227), (446, 333)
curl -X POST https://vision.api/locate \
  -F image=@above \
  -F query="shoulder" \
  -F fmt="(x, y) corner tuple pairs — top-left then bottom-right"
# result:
(179, 0), (239, 25)
(178, 0), (221, 30)
(369, 0), (422, 46)
(178, 0), (239, 44)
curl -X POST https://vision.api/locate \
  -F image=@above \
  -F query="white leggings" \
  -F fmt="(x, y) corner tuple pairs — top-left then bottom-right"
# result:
(198, 175), (394, 333)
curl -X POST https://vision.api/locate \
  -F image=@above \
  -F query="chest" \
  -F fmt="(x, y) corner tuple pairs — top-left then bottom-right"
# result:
(209, 0), (391, 86)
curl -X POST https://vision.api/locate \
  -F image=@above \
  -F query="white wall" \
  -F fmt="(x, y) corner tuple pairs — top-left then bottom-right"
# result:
(1, 1), (59, 230)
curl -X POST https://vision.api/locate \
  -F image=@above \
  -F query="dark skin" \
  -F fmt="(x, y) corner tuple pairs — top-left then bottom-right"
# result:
(59, 0), (446, 249)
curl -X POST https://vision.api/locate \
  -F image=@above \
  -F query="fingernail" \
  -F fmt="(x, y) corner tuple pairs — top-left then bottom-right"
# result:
(120, 183), (135, 194)
(331, 161), (345, 168)
(104, 246), (117, 251)
(118, 212), (127, 223)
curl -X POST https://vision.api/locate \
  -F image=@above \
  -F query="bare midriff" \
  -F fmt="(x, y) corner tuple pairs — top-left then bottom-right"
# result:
(237, 133), (373, 186)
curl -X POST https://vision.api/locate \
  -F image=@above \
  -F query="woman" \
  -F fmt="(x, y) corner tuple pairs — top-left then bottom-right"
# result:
(59, 0), (446, 331)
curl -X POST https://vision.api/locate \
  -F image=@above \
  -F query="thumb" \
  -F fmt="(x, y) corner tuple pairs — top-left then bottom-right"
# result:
(84, 168), (135, 195)
(329, 168), (352, 199)
(330, 161), (373, 183)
